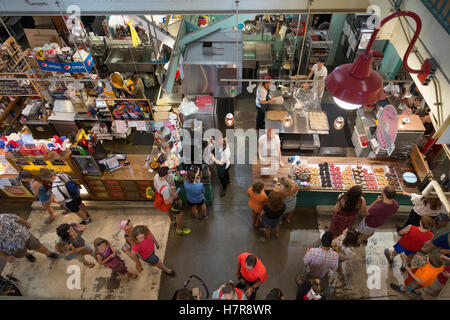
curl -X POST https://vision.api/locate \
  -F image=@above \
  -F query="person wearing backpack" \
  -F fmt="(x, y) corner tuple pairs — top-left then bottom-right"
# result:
(39, 168), (91, 225)
(153, 166), (191, 235)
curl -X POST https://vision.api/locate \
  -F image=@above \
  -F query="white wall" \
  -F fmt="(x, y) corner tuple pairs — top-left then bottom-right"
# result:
(371, 0), (450, 130)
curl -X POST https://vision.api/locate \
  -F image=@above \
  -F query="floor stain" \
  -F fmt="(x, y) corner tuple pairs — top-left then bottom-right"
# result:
(93, 273), (121, 292)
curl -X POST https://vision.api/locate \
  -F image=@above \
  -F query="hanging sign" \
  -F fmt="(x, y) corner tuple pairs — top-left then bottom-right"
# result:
(376, 104), (398, 151)
(36, 53), (94, 73)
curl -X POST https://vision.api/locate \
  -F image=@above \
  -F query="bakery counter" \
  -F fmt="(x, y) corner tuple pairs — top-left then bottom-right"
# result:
(252, 156), (418, 207)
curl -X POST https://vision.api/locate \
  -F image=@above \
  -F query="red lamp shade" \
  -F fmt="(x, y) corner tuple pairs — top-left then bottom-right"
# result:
(325, 52), (385, 107)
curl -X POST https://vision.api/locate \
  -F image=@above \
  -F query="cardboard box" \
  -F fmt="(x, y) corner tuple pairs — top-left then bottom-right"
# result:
(24, 29), (62, 49)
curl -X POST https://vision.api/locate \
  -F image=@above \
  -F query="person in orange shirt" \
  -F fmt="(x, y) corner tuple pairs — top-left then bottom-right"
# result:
(235, 252), (267, 300)
(248, 181), (268, 227)
(390, 253), (444, 296)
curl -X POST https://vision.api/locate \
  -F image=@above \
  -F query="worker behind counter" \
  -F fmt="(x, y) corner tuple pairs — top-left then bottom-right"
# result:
(258, 128), (284, 168)
(123, 74), (146, 99)
(304, 59), (328, 103)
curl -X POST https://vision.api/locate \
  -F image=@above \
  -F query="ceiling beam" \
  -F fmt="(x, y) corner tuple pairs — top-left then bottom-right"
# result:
(0, 0), (370, 15)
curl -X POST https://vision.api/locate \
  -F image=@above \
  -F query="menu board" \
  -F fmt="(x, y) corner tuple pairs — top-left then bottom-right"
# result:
(0, 73), (39, 96)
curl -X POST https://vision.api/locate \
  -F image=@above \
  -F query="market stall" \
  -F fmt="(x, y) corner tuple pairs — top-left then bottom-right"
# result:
(252, 156), (420, 207)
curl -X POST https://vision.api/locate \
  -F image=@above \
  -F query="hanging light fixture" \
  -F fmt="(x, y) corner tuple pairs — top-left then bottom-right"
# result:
(247, 81), (256, 93)
(333, 116), (345, 130)
(225, 113), (235, 127)
(325, 11), (429, 110)
(283, 113), (293, 128)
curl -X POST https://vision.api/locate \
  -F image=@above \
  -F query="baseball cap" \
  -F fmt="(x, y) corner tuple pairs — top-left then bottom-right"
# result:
(38, 168), (55, 179)
(263, 75), (272, 81)
(17, 170), (32, 181)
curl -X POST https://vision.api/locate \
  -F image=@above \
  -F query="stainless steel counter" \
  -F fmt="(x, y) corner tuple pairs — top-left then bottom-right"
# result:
(265, 95), (329, 135)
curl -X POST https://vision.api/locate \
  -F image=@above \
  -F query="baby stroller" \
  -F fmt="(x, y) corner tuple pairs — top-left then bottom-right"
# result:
(171, 274), (209, 300)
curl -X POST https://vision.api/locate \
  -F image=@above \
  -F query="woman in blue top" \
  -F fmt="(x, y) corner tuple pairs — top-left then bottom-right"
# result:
(18, 170), (56, 224)
(184, 169), (207, 223)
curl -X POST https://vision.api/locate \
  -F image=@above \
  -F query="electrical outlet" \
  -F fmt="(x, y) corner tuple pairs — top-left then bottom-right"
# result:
(417, 58), (438, 86)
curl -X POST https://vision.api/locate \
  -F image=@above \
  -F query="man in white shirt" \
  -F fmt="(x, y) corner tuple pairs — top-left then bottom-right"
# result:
(305, 59), (328, 102)
(258, 129), (284, 167)
(153, 166), (191, 235)
(39, 168), (91, 225)
(210, 138), (231, 197)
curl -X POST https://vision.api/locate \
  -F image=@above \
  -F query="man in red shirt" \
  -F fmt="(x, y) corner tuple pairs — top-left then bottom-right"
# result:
(235, 252), (267, 300)
(358, 186), (399, 244)
(385, 216), (435, 272)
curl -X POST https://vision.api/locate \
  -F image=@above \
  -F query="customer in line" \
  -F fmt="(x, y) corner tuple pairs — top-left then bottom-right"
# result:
(184, 169), (207, 223)
(154, 166), (191, 235)
(236, 252), (267, 300)
(129, 225), (175, 276)
(0, 213), (59, 263)
(274, 177), (300, 224)
(328, 185), (366, 239)
(259, 191), (286, 240)
(210, 137), (231, 197)
(300, 231), (339, 282)
(396, 191), (443, 232)
(422, 232), (450, 258)
(248, 181), (268, 227)
(385, 216), (435, 273)
(358, 186), (399, 245)
(296, 277), (325, 300)
(332, 228), (359, 261)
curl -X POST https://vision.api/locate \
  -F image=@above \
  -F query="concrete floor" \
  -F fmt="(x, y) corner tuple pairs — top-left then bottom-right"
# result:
(1, 202), (170, 299)
(158, 163), (321, 299)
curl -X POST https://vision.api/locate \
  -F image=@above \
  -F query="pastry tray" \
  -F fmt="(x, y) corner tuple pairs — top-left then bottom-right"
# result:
(308, 111), (329, 131)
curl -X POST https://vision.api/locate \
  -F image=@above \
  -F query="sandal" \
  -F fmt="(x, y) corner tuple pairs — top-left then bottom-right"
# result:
(176, 227), (191, 235)
(164, 270), (176, 277)
(128, 273), (138, 279)
(45, 216), (56, 224)
(195, 217), (202, 223)
(84, 261), (95, 268)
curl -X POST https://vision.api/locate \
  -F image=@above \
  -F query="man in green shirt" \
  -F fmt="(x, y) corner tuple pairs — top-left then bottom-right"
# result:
(124, 74), (146, 99)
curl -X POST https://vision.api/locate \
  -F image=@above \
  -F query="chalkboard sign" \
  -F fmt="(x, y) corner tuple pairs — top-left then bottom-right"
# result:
(50, 160), (65, 166)
(0, 73), (39, 96)
(31, 160), (47, 166)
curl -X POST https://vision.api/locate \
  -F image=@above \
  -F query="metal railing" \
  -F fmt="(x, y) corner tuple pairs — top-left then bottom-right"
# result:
(421, 0), (450, 34)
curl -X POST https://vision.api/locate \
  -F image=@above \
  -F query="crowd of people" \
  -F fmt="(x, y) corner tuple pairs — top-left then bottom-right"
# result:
(0, 162), (449, 300)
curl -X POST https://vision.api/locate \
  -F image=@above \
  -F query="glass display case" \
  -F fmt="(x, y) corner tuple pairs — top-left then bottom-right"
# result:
(71, 155), (104, 176)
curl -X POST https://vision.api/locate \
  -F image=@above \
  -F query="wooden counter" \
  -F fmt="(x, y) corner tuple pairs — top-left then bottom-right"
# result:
(99, 155), (155, 181)
(252, 156), (418, 206)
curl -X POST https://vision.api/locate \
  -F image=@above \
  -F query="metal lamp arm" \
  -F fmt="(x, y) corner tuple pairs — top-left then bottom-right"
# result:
(365, 11), (425, 74)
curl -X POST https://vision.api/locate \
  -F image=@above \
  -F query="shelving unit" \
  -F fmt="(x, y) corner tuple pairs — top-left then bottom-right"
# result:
(0, 97), (30, 133)
(304, 30), (333, 73)
(0, 37), (29, 73)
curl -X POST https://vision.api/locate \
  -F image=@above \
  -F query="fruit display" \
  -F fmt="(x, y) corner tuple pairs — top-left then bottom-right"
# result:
(318, 162), (332, 188)
(329, 163), (343, 189)
(293, 164), (311, 182)
(351, 165), (377, 190)
(308, 167), (321, 188)
(341, 166), (355, 189)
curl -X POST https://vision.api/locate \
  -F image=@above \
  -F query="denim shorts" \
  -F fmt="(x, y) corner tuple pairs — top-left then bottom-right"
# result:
(142, 252), (159, 265)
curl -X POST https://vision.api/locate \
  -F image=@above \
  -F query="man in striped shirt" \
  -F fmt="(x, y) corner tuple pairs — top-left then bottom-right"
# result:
(302, 231), (339, 280)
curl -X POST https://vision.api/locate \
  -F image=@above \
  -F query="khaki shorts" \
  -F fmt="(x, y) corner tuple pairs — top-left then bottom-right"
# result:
(13, 234), (43, 258)
(358, 218), (377, 235)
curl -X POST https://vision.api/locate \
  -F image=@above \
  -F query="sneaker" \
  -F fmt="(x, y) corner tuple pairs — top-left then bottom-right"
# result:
(25, 254), (36, 262)
(80, 218), (92, 225)
(176, 227), (191, 235)
(390, 283), (405, 293)
(400, 266), (406, 273)
(384, 249), (394, 264)
(49, 253), (60, 259)
(170, 219), (176, 225)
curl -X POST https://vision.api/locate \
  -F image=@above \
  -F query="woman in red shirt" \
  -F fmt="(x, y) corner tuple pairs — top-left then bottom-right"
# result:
(130, 225), (175, 276)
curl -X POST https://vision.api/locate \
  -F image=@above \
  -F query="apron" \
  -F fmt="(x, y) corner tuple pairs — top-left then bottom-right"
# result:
(256, 84), (271, 112)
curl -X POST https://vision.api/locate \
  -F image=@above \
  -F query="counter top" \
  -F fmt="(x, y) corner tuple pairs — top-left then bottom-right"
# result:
(252, 156), (418, 194)
(265, 93), (329, 135)
(100, 154), (156, 181)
